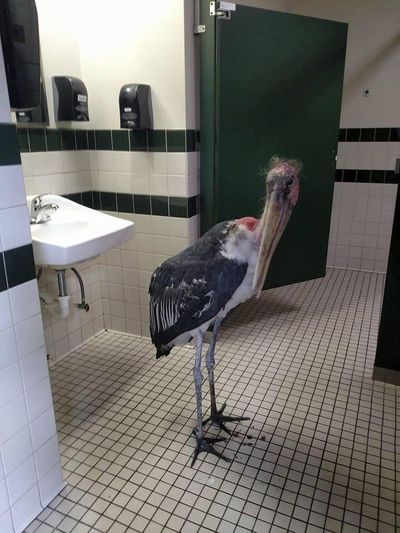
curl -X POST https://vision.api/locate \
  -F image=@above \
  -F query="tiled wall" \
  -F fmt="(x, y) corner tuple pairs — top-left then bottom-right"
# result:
(0, 126), (64, 533)
(19, 127), (200, 361)
(328, 127), (400, 273)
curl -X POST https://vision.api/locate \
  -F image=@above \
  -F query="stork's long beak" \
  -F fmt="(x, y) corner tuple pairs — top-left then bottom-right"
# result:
(252, 160), (300, 297)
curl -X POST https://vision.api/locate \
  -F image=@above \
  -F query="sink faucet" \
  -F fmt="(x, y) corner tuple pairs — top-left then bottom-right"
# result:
(30, 194), (59, 224)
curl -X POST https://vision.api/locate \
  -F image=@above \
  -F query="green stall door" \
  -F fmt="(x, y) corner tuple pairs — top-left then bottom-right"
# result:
(200, 3), (347, 288)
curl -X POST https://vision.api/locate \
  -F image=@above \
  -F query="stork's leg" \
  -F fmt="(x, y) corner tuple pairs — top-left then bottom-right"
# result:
(191, 331), (230, 467)
(203, 318), (250, 434)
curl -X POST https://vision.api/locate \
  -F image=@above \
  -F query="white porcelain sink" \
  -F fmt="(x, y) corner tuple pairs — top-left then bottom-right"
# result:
(27, 194), (134, 268)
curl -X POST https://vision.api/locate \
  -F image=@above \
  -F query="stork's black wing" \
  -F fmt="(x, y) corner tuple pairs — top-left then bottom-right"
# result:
(149, 221), (247, 356)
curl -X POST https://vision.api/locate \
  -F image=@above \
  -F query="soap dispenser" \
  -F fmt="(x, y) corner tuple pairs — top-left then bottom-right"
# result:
(119, 84), (153, 129)
(53, 76), (89, 121)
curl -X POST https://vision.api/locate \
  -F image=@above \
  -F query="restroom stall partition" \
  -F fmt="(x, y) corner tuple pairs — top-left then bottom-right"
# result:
(199, 2), (347, 289)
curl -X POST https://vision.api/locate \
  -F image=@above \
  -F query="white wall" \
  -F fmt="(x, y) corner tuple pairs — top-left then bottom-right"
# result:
(36, 0), (190, 130)
(238, 0), (400, 128)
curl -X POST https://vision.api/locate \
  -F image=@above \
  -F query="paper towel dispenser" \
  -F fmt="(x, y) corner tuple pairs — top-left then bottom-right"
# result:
(0, 0), (41, 109)
(53, 76), (89, 121)
(119, 84), (153, 129)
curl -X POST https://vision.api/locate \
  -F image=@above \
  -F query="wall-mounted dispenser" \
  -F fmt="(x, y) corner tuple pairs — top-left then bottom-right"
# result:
(0, 0), (41, 109)
(53, 76), (89, 121)
(119, 84), (153, 129)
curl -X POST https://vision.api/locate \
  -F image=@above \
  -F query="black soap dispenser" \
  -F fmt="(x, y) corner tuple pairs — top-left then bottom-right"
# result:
(53, 76), (89, 121)
(119, 84), (153, 129)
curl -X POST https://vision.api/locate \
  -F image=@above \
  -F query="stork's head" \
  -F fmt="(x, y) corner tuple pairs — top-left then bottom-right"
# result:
(253, 157), (301, 297)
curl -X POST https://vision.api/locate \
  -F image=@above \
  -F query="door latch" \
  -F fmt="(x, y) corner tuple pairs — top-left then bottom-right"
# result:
(210, 1), (236, 20)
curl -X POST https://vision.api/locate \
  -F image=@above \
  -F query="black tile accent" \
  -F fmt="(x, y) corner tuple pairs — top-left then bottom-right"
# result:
(130, 130), (147, 151)
(4, 244), (36, 289)
(116, 193), (134, 213)
(28, 128), (46, 151)
(100, 191), (117, 211)
(75, 130), (88, 150)
(151, 196), (168, 216)
(188, 196), (197, 217)
(375, 128), (390, 142)
(360, 128), (375, 142)
(95, 130), (112, 150)
(93, 191), (101, 209)
(346, 128), (361, 142)
(356, 169), (371, 183)
(0, 124), (21, 165)
(385, 170), (399, 184)
(169, 197), (187, 218)
(0, 253), (6, 292)
(186, 130), (196, 152)
(134, 194), (151, 215)
(82, 191), (94, 208)
(87, 130), (96, 150)
(390, 128), (400, 142)
(61, 129), (76, 150)
(46, 129), (62, 151)
(166, 130), (185, 152)
(112, 130), (129, 151)
(17, 128), (29, 152)
(371, 170), (385, 183)
(338, 129), (346, 142)
(335, 169), (343, 182)
(148, 130), (166, 152)
(65, 193), (83, 204)
(196, 130), (201, 150)
(342, 169), (356, 182)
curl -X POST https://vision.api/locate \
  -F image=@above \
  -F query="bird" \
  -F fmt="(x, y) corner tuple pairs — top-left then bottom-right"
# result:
(149, 157), (300, 466)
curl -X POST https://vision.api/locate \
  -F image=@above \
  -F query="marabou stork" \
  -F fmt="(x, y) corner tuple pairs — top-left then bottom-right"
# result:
(149, 157), (300, 465)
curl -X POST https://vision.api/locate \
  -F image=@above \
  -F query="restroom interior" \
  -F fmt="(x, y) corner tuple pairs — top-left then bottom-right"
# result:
(0, 1), (399, 532)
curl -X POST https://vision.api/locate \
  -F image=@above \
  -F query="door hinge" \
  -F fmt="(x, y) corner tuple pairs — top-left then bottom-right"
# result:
(210, 1), (236, 20)
(194, 24), (206, 34)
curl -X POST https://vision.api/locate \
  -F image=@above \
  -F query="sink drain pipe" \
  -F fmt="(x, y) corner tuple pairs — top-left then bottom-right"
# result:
(38, 267), (89, 318)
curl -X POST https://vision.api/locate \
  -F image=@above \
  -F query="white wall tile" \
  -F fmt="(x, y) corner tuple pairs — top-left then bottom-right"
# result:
(11, 484), (41, 533)
(25, 377), (53, 422)
(30, 407), (57, 451)
(0, 395), (28, 446)
(1, 427), (33, 477)
(15, 314), (45, 359)
(148, 153), (167, 174)
(0, 509), (13, 533)
(0, 479), (9, 515)
(130, 152), (149, 174)
(38, 462), (64, 508)
(0, 166), (27, 210)
(0, 328), (18, 372)
(0, 207), (31, 251)
(34, 435), (60, 480)
(5, 456), (36, 505)
(9, 280), (41, 325)
(0, 364), (23, 410)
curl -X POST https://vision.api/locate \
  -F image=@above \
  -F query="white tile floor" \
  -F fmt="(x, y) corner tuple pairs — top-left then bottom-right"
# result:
(25, 268), (398, 533)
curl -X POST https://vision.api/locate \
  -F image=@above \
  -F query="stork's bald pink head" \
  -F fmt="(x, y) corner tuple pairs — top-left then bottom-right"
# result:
(253, 157), (301, 296)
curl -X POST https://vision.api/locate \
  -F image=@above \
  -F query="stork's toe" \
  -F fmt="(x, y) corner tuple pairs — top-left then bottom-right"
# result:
(190, 430), (231, 467)
(203, 401), (250, 435)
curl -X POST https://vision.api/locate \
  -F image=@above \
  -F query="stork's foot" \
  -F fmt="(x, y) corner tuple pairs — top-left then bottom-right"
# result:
(203, 401), (250, 435)
(191, 429), (231, 467)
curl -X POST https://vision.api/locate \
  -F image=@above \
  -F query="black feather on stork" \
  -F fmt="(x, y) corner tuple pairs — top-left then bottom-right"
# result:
(149, 157), (300, 466)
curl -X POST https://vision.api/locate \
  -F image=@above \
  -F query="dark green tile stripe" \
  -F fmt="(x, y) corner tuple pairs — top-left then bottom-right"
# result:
(16, 128), (199, 153)
(1, 244), (36, 290)
(68, 191), (199, 217)
(335, 168), (399, 184)
(339, 127), (400, 142)
(0, 123), (21, 165)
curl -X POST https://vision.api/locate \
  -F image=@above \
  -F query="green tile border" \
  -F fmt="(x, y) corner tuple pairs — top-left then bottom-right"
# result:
(16, 127), (200, 153)
(65, 191), (199, 218)
(0, 123), (22, 165)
